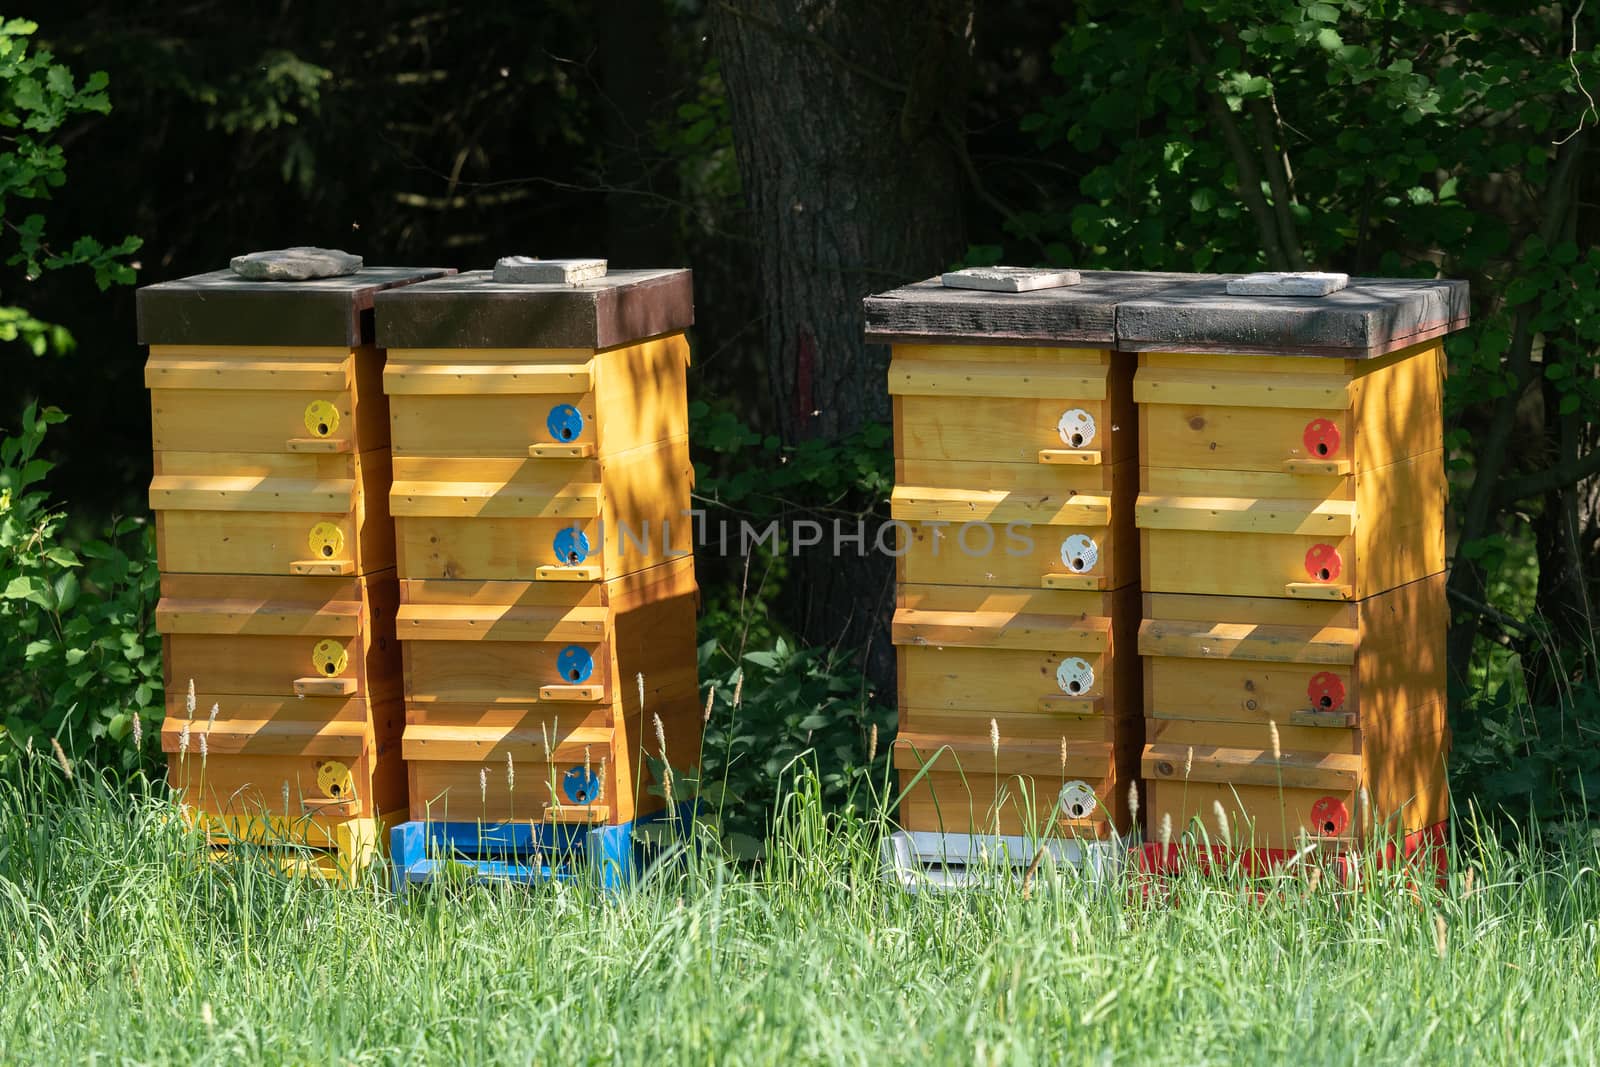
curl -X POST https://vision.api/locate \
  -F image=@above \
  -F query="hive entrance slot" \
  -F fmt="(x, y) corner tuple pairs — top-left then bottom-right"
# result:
(1317, 567), (1331, 580)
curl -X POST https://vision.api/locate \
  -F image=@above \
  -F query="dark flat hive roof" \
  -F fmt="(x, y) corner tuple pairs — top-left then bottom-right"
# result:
(864, 272), (1470, 358)
(864, 270), (1210, 347)
(1114, 276), (1470, 358)
(374, 268), (694, 350)
(137, 266), (455, 347)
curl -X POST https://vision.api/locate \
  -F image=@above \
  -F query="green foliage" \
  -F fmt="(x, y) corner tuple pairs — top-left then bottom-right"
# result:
(695, 619), (893, 849)
(690, 398), (892, 509)
(0, 404), (161, 776)
(1452, 671), (1600, 842)
(0, 17), (139, 355)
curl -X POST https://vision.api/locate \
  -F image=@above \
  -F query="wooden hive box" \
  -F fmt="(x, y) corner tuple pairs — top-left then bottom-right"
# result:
(374, 265), (701, 827)
(865, 271), (1200, 844)
(1119, 275), (1469, 849)
(139, 263), (449, 847)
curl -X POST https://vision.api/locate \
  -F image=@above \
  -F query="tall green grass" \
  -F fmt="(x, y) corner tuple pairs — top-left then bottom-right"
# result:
(3, 750), (1599, 1066)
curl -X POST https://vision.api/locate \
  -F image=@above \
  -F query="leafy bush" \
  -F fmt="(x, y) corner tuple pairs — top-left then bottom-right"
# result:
(694, 591), (893, 851)
(0, 404), (161, 776)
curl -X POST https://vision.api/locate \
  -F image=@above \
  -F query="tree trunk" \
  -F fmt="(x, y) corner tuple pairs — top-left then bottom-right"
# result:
(710, 1), (973, 691)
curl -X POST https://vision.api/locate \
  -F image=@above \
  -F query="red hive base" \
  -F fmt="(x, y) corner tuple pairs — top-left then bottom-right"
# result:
(1133, 820), (1449, 889)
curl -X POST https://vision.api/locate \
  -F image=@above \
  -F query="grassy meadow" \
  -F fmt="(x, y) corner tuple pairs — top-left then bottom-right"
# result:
(3, 753), (1599, 1066)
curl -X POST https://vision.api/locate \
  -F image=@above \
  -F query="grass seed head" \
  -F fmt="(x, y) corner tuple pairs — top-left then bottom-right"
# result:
(479, 767), (488, 806)
(198, 732), (207, 762)
(201, 1002), (214, 1029)
(637, 671), (645, 713)
(1159, 812), (1172, 849)
(1127, 781), (1140, 826)
(868, 722), (878, 763)
(131, 712), (142, 750)
(1269, 720), (1282, 761)
(732, 670), (745, 709)
(989, 718), (1000, 758)
(1060, 736), (1068, 775)
(653, 713), (668, 759)
(506, 752), (515, 793)
(1184, 745), (1193, 779)
(282, 780), (290, 812)
(50, 737), (72, 780)
(1433, 913), (1448, 958)
(185, 679), (195, 719)
(703, 685), (717, 723)
(596, 757), (607, 802)
(178, 721), (191, 756)
(208, 702), (219, 728)
(1212, 800), (1231, 848)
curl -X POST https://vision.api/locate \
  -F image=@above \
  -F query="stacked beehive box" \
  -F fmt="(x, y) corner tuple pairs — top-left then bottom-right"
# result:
(1123, 275), (1468, 849)
(139, 261), (449, 876)
(864, 269), (1200, 869)
(374, 261), (700, 882)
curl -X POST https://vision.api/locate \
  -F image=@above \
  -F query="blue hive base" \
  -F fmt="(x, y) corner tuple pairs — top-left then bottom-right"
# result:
(390, 801), (698, 892)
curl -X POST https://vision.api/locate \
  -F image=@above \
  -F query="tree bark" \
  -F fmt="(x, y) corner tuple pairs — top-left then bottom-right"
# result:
(710, 0), (973, 692)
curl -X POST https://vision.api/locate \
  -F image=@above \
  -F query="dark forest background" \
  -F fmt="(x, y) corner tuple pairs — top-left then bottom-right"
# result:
(3, 0), (1598, 839)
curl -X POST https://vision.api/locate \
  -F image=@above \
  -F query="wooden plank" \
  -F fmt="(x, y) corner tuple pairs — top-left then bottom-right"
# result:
(592, 333), (693, 456)
(1349, 341), (1444, 472)
(286, 437), (352, 454)
(539, 684), (607, 703)
(897, 454), (1121, 493)
(1041, 574), (1107, 591)
(529, 443), (596, 459)
(1283, 458), (1350, 475)
(292, 560), (357, 577)
(156, 597), (362, 637)
(157, 511), (371, 577)
(896, 582), (1114, 617)
(537, 565), (602, 582)
(389, 392), (595, 459)
(1141, 528), (1355, 599)
(1145, 780), (1358, 850)
(396, 515), (601, 582)
(892, 608), (1110, 652)
(1286, 582), (1353, 600)
(402, 724), (611, 762)
(159, 718), (369, 756)
(891, 486), (1111, 524)
(1132, 366), (1352, 408)
(382, 361), (594, 395)
(1039, 449), (1102, 465)
(901, 706), (1112, 744)
(1136, 495), (1356, 535)
(1137, 618), (1357, 664)
(144, 356), (349, 392)
(888, 359), (1107, 399)
(1145, 656), (1359, 721)
(149, 475), (355, 514)
(901, 646), (1115, 711)
(396, 603), (608, 643)
(544, 804), (610, 825)
(893, 735), (1112, 778)
(389, 479), (601, 519)
(1139, 401), (1353, 473)
(403, 639), (609, 706)
(1146, 717), (1358, 755)
(1145, 589), (1357, 628)
(295, 677), (359, 697)
(1354, 449), (1446, 599)
(1142, 743), (1360, 789)
(1142, 464), (1352, 502)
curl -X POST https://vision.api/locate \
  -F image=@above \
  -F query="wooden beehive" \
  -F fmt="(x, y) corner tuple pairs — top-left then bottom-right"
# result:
(139, 265), (449, 848)
(1120, 276), (1469, 848)
(374, 265), (700, 826)
(865, 271), (1195, 842)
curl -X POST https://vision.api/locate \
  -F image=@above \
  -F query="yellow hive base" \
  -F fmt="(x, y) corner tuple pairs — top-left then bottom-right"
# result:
(188, 809), (402, 887)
